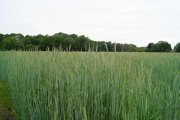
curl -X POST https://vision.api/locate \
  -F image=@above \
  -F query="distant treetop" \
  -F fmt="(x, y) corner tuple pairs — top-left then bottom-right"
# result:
(0, 32), (178, 52)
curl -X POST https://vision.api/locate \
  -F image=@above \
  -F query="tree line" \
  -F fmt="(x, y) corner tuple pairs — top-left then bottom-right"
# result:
(0, 32), (179, 52)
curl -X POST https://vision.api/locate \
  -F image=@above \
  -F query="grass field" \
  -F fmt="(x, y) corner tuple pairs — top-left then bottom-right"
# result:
(0, 81), (18, 120)
(0, 51), (179, 120)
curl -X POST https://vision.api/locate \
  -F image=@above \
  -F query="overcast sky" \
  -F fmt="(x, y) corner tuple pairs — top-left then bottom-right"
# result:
(1, 0), (180, 47)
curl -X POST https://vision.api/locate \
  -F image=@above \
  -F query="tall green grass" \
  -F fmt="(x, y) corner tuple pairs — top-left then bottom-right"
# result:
(0, 51), (179, 120)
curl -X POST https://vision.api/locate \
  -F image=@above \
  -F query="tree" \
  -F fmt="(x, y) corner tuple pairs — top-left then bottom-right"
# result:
(174, 43), (180, 52)
(77, 35), (90, 51)
(0, 34), (3, 43)
(153, 41), (172, 52)
(97, 41), (107, 52)
(14, 34), (25, 50)
(0, 33), (174, 52)
(0, 34), (4, 49)
(116, 43), (123, 52)
(146, 43), (155, 52)
(1, 37), (16, 50)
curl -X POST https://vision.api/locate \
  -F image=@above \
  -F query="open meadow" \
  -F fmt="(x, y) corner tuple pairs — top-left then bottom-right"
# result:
(0, 52), (179, 120)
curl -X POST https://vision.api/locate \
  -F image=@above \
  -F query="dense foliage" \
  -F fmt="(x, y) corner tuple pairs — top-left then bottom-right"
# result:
(174, 42), (180, 52)
(0, 33), (139, 52)
(0, 52), (179, 120)
(146, 41), (172, 52)
(0, 33), (178, 52)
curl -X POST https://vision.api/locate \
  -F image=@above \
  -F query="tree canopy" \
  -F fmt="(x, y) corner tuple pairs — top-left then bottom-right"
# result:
(0, 32), (139, 52)
(0, 32), (178, 52)
(174, 43), (180, 52)
(146, 41), (172, 52)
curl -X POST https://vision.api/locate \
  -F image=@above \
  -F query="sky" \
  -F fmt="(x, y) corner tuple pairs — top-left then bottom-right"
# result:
(0, 0), (180, 47)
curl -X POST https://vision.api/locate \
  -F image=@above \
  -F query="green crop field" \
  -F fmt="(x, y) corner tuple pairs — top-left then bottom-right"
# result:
(0, 51), (179, 120)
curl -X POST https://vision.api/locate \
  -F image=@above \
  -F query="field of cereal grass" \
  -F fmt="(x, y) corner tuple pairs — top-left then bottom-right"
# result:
(0, 51), (179, 120)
